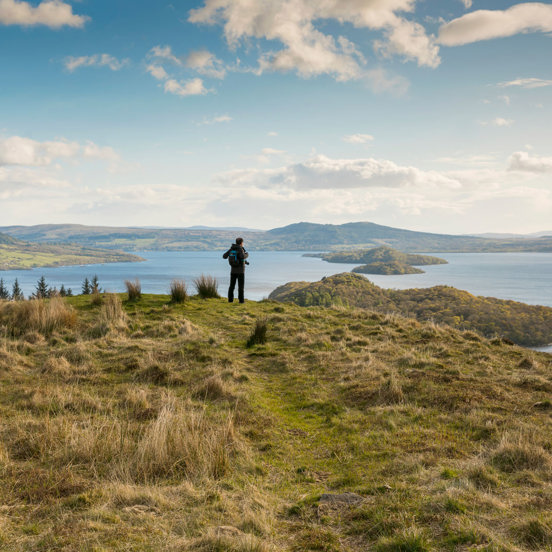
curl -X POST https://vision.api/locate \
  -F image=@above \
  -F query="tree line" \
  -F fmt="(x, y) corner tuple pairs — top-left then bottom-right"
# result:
(0, 275), (101, 301)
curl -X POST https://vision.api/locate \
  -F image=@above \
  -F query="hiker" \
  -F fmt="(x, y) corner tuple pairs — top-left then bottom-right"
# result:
(223, 237), (249, 303)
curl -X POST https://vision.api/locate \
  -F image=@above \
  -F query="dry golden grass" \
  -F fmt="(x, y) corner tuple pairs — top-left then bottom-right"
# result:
(1, 293), (552, 551)
(0, 296), (76, 336)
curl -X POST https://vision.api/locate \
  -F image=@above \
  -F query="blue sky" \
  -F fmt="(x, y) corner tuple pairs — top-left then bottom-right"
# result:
(0, 0), (551, 233)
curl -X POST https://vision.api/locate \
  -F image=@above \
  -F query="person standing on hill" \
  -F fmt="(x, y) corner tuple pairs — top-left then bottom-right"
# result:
(223, 237), (249, 303)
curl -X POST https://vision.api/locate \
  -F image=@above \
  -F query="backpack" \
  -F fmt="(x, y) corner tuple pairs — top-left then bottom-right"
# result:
(228, 248), (241, 267)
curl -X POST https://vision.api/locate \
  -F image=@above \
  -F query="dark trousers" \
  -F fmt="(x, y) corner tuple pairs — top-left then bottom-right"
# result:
(228, 273), (245, 303)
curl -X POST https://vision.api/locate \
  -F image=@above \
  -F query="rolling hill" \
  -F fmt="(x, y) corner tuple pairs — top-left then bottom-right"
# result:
(2, 222), (552, 252)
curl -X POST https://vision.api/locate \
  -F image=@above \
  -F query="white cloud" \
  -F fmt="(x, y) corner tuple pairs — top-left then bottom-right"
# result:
(0, 0), (87, 28)
(479, 117), (514, 127)
(189, 0), (440, 83)
(498, 95), (511, 105)
(64, 54), (129, 73)
(216, 154), (461, 191)
(439, 3), (552, 46)
(0, 136), (118, 167)
(148, 45), (181, 65)
(493, 117), (514, 127)
(164, 78), (208, 97)
(186, 49), (226, 79)
(261, 148), (284, 155)
(267, 131), (278, 137)
(199, 115), (233, 125)
(509, 151), (552, 173)
(146, 64), (169, 81)
(343, 134), (374, 144)
(498, 77), (552, 89)
(460, 0), (473, 8)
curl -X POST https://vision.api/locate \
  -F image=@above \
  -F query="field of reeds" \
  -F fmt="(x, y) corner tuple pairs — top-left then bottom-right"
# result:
(0, 292), (551, 551)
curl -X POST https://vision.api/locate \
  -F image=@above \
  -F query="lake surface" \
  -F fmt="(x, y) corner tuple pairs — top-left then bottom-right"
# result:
(1, 250), (551, 351)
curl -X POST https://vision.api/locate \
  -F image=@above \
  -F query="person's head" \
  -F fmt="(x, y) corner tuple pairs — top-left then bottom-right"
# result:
(236, 237), (244, 246)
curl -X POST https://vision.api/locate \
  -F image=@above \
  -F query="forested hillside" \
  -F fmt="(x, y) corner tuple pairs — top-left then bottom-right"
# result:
(269, 273), (552, 346)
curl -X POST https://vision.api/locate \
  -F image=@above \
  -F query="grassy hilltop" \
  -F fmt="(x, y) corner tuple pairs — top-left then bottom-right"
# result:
(1, 292), (552, 551)
(0, 232), (143, 271)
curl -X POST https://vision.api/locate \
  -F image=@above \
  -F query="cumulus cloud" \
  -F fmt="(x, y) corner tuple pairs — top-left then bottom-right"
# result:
(498, 77), (552, 89)
(0, 136), (118, 167)
(216, 154), (461, 191)
(146, 64), (169, 81)
(509, 151), (552, 173)
(439, 3), (552, 46)
(189, 0), (440, 83)
(186, 49), (226, 79)
(164, 78), (208, 97)
(64, 54), (129, 73)
(343, 134), (374, 144)
(148, 45), (181, 65)
(0, 0), (87, 28)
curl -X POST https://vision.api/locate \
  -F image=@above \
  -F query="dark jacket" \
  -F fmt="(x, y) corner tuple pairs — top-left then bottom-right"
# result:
(223, 244), (249, 274)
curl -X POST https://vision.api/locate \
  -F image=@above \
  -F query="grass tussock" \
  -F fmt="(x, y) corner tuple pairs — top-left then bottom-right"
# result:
(490, 434), (551, 473)
(170, 279), (188, 303)
(194, 274), (220, 299)
(91, 293), (127, 337)
(125, 279), (142, 301)
(513, 518), (552, 549)
(90, 290), (103, 306)
(0, 296), (76, 336)
(247, 318), (268, 347)
(378, 371), (405, 405)
(194, 375), (232, 401)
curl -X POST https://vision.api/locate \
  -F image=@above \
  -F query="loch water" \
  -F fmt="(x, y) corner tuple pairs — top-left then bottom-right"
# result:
(2, 250), (551, 351)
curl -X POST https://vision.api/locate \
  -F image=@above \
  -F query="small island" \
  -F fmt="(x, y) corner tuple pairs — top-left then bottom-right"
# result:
(317, 245), (447, 275)
(0, 233), (144, 271)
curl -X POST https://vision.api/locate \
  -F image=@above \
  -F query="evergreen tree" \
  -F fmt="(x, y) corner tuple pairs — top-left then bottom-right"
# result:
(66, 288), (73, 297)
(0, 278), (9, 300)
(59, 284), (66, 297)
(12, 279), (23, 301)
(82, 277), (91, 295)
(91, 275), (100, 294)
(34, 275), (49, 299)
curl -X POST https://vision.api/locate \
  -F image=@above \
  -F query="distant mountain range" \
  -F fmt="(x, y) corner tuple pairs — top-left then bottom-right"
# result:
(2, 222), (552, 253)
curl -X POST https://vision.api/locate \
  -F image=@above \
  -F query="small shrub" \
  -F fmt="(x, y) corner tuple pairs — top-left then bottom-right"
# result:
(247, 318), (268, 348)
(194, 274), (220, 299)
(125, 279), (142, 301)
(170, 279), (188, 303)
